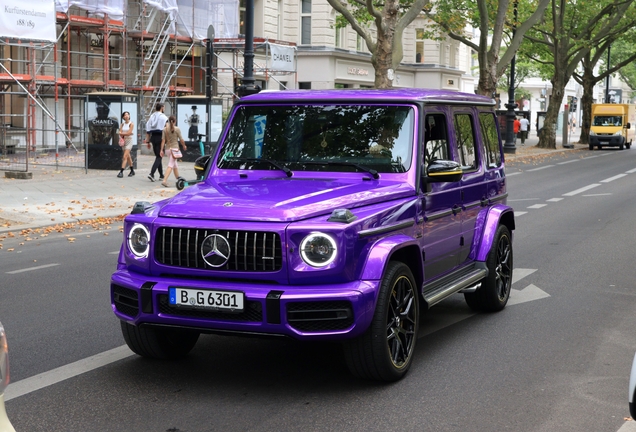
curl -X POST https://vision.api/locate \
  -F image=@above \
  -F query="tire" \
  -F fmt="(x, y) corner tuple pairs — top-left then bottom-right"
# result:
(589, 144), (593, 150)
(176, 178), (185, 190)
(120, 321), (199, 360)
(344, 261), (419, 382)
(598, 145), (602, 150)
(620, 142), (625, 150)
(464, 225), (513, 312)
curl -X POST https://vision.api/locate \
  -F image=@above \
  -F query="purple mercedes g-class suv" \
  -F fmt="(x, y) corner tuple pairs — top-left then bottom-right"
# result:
(111, 88), (514, 382)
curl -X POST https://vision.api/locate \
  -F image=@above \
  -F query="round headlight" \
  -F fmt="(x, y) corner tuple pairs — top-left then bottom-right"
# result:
(128, 223), (150, 258)
(300, 233), (338, 267)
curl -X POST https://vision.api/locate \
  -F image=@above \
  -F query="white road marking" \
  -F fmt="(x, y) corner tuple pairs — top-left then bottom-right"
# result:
(527, 165), (554, 172)
(563, 184), (601, 196)
(557, 160), (579, 165)
(600, 174), (627, 183)
(527, 204), (547, 209)
(514, 211), (528, 216)
(507, 172), (522, 176)
(108, 251), (119, 255)
(6, 263), (60, 274)
(508, 198), (541, 202)
(626, 168), (636, 174)
(512, 268), (537, 284)
(617, 420), (636, 432)
(582, 155), (600, 160)
(583, 193), (612, 197)
(5, 345), (134, 401)
(546, 198), (564, 202)
(508, 284), (551, 306)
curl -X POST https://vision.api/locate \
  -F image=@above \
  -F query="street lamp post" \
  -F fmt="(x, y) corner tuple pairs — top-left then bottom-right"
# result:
(605, 45), (611, 103)
(237, 0), (260, 97)
(503, 0), (518, 154)
(206, 25), (215, 153)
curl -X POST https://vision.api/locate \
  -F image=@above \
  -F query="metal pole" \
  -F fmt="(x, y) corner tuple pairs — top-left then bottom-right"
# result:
(206, 25), (215, 155)
(503, 0), (518, 154)
(237, 0), (260, 97)
(605, 45), (611, 103)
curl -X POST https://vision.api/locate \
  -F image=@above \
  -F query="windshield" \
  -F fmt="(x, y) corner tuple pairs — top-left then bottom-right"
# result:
(217, 104), (415, 174)
(593, 115), (622, 126)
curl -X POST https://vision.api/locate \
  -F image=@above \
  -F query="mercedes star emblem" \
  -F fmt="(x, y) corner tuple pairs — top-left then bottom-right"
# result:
(201, 234), (231, 267)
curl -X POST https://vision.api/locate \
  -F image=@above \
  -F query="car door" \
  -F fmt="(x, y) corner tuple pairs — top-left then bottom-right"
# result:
(420, 110), (463, 280)
(478, 111), (506, 207)
(452, 108), (485, 264)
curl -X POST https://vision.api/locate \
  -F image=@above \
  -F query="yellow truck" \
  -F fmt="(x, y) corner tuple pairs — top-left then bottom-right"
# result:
(589, 103), (636, 150)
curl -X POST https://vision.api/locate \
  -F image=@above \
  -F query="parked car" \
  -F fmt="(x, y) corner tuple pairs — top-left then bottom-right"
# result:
(111, 89), (515, 382)
(0, 322), (16, 432)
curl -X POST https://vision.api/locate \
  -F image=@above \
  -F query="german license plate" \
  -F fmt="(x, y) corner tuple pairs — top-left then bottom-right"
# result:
(169, 287), (244, 312)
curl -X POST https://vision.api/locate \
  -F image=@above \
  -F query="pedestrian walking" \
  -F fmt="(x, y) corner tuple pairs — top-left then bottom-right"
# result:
(160, 115), (187, 188)
(146, 103), (168, 182)
(519, 116), (530, 145)
(513, 117), (521, 143)
(117, 111), (135, 178)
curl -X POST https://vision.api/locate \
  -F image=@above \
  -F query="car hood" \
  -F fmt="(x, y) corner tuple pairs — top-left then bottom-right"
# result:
(157, 176), (415, 222)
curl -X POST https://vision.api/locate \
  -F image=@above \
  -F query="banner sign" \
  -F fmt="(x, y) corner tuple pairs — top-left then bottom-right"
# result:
(269, 44), (296, 72)
(0, 0), (57, 42)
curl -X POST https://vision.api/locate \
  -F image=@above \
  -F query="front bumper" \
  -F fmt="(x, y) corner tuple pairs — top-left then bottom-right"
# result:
(111, 270), (380, 341)
(589, 135), (624, 146)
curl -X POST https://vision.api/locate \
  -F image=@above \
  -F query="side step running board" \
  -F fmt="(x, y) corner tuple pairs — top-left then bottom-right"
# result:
(422, 266), (487, 308)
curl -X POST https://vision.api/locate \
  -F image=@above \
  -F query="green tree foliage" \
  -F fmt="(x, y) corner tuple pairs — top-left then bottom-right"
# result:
(423, 0), (550, 96)
(326, 0), (432, 88)
(523, 0), (636, 149)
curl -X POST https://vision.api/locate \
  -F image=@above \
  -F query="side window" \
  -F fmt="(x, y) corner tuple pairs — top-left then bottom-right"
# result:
(424, 114), (450, 165)
(454, 113), (477, 170)
(479, 112), (502, 168)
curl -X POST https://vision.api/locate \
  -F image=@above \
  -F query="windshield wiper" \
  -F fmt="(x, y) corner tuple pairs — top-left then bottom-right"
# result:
(228, 157), (293, 177)
(301, 161), (379, 179)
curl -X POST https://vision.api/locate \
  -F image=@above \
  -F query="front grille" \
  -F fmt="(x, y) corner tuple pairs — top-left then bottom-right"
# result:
(113, 284), (139, 317)
(158, 294), (263, 322)
(287, 301), (354, 332)
(155, 228), (282, 272)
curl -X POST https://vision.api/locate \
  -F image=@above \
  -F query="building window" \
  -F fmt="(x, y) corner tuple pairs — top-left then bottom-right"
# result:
(278, 0), (284, 40)
(300, 0), (311, 45)
(239, 0), (246, 35)
(299, 82), (311, 89)
(335, 26), (346, 48)
(356, 34), (364, 52)
(415, 28), (424, 63)
(279, 81), (288, 90)
(335, 83), (349, 88)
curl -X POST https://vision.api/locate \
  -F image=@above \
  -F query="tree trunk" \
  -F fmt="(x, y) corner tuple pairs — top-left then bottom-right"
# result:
(580, 67), (596, 145)
(476, 64), (498, 98)
(538, 77), (566, 149)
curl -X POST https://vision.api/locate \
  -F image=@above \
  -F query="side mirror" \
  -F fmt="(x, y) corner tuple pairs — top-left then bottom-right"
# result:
(424, 159), (463, 183)
(194, 155), (212, 179)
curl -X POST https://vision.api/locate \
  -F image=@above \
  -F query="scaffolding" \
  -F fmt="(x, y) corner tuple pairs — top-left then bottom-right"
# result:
(0, 0), (297, 172)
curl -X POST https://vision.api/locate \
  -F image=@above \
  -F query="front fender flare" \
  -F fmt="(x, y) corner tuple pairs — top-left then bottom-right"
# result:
(473, 205), (515, 262)
(359, 234), (423, 283)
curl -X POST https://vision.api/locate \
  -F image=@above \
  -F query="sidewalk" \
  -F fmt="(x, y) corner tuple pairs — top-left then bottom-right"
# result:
(0, 153), (194, 234)
(0, 131), (583, 234)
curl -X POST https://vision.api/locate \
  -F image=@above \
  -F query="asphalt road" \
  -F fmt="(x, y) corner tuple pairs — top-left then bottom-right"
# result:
(2, 148), (636, 431)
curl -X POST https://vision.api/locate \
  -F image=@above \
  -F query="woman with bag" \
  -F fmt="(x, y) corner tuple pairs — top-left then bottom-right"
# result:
(117, 111), (135, 178)
(159, 115), (187, 187)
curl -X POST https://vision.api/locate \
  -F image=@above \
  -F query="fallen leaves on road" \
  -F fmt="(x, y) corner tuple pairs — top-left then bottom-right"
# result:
(2, 215), (126, 251)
